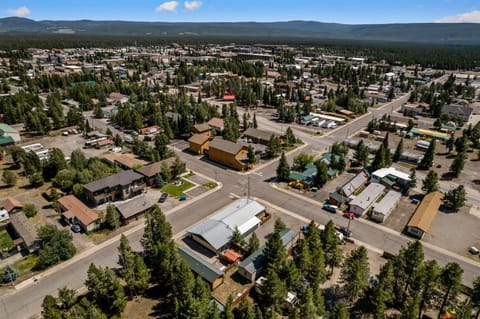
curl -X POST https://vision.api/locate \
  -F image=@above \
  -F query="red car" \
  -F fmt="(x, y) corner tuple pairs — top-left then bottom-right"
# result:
(343, 212), (356, 219)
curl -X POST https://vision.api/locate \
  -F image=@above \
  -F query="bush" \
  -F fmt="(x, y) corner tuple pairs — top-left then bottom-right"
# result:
(1, 265), (19, 284)
(2, 170), (17, 187)
(24, 204), (37, 218)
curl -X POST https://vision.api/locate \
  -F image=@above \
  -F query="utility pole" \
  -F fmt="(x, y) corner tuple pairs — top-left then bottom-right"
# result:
(247, 175), (250, 201)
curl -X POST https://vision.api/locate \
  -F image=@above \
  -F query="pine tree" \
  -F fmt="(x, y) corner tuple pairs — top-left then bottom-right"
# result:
(471, 277), (480, 319)
(437, 263), (463, 319)
(449, 151), (467, 178)
(422, 170), (439, 194)
(340, 246), (370, 301)
(409, 168), (417, 189)
(330, 303), (350, 319)
(263, 230), (287, 270)
(276, 152), (290, 181)
(314, 160), (329, 187)
(105, 204), (120, 230)
(118, 235), (150, 296)
(246, 233), (260, 256)
(253, 112), (258, 129)
(443, 185), (466, 211)
(354, 140), (370, 167)
(285, 127), (296, 146)
(320, 220), (343, 276)
(393, 137), (404, 162)
(247, 145), (256, 164)
(419, 139), (435, 170)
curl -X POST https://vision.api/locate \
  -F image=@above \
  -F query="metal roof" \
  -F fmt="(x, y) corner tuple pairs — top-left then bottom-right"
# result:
(407, 191), (443, 233)
(350, 183), (386, 211)
(188, 198), (265, 251)
(178, 246), (224, 284)
(372, 167), (411, 182)
(372, 190), (401, 216)
(342, 172), (368, 197)
(83, 170), (144, 193)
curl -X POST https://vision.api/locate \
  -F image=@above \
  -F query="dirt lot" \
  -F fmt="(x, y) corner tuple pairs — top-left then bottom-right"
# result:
(381, 194), (419, 233)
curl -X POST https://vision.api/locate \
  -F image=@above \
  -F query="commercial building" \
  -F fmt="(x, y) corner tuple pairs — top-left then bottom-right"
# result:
(83, 170), (146, 205)
(188, 198), (266, 253)
(371, 190), (402, 223)
(58, 195), (100, 232)
(178, 246), (225, 290)
(349, 183), (386, 217)
(207, 137), (249, 171)
(406, 191), (443, 239)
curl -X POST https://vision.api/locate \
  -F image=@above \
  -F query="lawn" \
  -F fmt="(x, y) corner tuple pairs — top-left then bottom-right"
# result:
(183, 172), (195, 178)
(0, 229), (14, 251)
(13, 254), (39, 275)
(161, 179), (195, 197)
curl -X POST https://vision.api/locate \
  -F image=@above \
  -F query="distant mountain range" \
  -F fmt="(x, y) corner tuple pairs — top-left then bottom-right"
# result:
(1, 17), (480, 44)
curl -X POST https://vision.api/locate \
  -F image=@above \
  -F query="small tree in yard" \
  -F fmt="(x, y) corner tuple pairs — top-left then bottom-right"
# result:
(1, 265), (19, 284)
(293, 153), (314, 171)
(247, 145), (256, 164)
(422, 170), (439, 194)
(443, 185), (466, 211)
(154, 174), (165, 188)
(246, 233), (260, 256)
(24, 203), (38, 218)
(171, 157), (186, 180)
(409, 168), (417, 189)
(449, 151), (466, 178)
(266, 134), (281, 158)
(393, 137), (404, 162)
(231, 227), (243, 245)
(419, 139), (435, 170)
(2, 170), (16, 187)
(105, 204), (120, 230)
(276, 152), (290, 182)
(37, 225), (76, 269)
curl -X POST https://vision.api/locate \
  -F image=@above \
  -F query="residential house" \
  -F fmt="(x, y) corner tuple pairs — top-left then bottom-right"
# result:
(327, 192), (348, 207)
(340, 171), (369, 199)
(289, 163), (317, 188)
(243, 128), (282, 145)
(178, 246), (225, 290)
(441, 104), (474, 122)
(9, 212), (38, 252)
(135, 157), (176, 186)
(0, 123), (20, 143)
(188, 134), (211, 155)
(188, 199), (266, 253)
(192, 123), (212, 137)
(371, 190), (402, 223)
(1, 197), (23, 214)
(207, 137), (249, 171)
(83, 170), (146, 205)
(109, 92), (130, 104)
(58, 195), (100, 232)
(406, 191), (443, 239)
(114, 195), (154, 224)
(349, 183), (386, 217)
(208, 118), (224, 133)
(371, 167), (411, 193)
(237, 228), (298, 282)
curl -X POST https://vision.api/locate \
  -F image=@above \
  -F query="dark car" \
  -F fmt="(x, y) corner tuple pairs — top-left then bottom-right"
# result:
(338, 226), (352, 237)
(71, 224), (81, 233)
(158, 193), (168, 203)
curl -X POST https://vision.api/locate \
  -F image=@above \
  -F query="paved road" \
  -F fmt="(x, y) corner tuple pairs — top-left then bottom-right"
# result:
(4, 78), (480, 318)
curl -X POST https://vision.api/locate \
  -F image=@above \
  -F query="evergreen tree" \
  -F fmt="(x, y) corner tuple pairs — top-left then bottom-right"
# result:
(263, 229), (287, 270)
(419, 139), (436, 170)
(246, 233), (260, 256)
(299, 287), (318, 319)
(449, 151), (467, 178)
(330, 303), (349, 319)
(285, 127), (296, 146)
(247, 145), (256, 164)
(437, 263), (463, 319)
(443, 185), (466, 211)
(409, 168), (417, 189)
(276, 152), (290, 181)
(253, 112), (258, 129)
(85, 263), (126, 316)
(70, 149), (86, 170)
(259, 267), (287, 312)
(471, 277), (480, 319)
(117, 235), (150, 296)
(446, 135), (455, 154)
(41, 295), (62, 319)
(320, 220), (343, 276)
(422, 170), (439, 194)
(393, 137), (404, 162)
(354, 140), (370, 167)
(274, 218), (286, 233)
(105, 204), (120, 230)
(340, 246), (370, 301)
(314, 160), (329, 188)
(266, 135), (281, 158)
(416, 260), (441, 319)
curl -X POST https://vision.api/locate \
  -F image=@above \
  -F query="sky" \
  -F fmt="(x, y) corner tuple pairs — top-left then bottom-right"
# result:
(1, 0), (480, 24)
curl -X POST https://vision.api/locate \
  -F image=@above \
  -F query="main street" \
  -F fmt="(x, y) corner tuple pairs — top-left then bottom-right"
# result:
(3, 77), (480, 318)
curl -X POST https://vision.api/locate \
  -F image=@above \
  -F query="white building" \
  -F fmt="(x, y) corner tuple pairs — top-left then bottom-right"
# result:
(349, 183), (386, 217)
(371, 167), (411, 184)
(371, 190), (402, 223)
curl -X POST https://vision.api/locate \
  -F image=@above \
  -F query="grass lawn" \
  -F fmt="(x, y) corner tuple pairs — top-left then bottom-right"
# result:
(183, 172), (195, 178)
(161, 179), (195, 197)
(0, 229), (14, 251)
(202, 182), (218, 190)
(13, 254), (39, 275)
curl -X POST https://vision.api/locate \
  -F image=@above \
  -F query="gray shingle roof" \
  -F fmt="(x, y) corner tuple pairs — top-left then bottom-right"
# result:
(10, 212), (37, 247)
(84, 170), (144, 193)
(114, 195), (154, 219)
(178, 246), (224, 284)
(243, 128), (280, 142)
(208, 136), (244, 156)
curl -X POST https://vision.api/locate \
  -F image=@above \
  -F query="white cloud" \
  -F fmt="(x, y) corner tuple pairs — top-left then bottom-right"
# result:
(184, 1), (202, 11)
(7, 6), (31, 17)
(155, 1), (179, 12)
(436, 10), (480, 23)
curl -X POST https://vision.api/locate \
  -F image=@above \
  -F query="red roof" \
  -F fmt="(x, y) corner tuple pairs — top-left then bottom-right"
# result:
(58, 195), (99, 226)
(1, 197), (23, 213)
(221, 249), (241, 263)
(223, 95), (236, 101)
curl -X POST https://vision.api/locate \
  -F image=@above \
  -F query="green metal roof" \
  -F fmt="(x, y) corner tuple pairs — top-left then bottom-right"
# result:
(329, 192), (347, 203)
(178, 246), (224, 284)
(0, 123), (18, 134)
(0, 135), (14, 145)
(327, 169), (338, 177)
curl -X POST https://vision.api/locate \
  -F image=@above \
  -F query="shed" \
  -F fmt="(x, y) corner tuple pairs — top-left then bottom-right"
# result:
(178, 246), (225, 289)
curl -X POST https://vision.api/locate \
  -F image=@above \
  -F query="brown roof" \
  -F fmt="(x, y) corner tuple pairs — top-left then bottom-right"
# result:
(208, 136), (244, 155)
(407, 191), (443, 233)
(1, 197), (23, 213)
(243, 128), (280, 142)
(9, 212), (37, 247)
(188, 133), (210, 146)
(58, 195), (99, 226)
(192, 123), (211, 133)
(84, 170), (144, 193)
(102, 153), (148, 169)
(135, 157), (176, 178)
(208, 118), (224, 130)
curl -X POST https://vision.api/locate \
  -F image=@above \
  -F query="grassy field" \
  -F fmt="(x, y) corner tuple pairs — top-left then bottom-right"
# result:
(161, 179), (194, 197)
(0, 229), (14, 251)
(183, 172), (195, 178)
(202, 182), (218, 190)
(13, 254), (39, 275)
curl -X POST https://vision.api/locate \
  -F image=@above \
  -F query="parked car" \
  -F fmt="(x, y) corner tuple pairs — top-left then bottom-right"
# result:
(71, 224), (81, 233)
(158, 192), (168, 203)
(343, 212), (356, 219)
(323, 203), (338, 213)
(338, 226), (352, 237)
(411, 198), (420, 204)
(62, 131), (69, 136)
